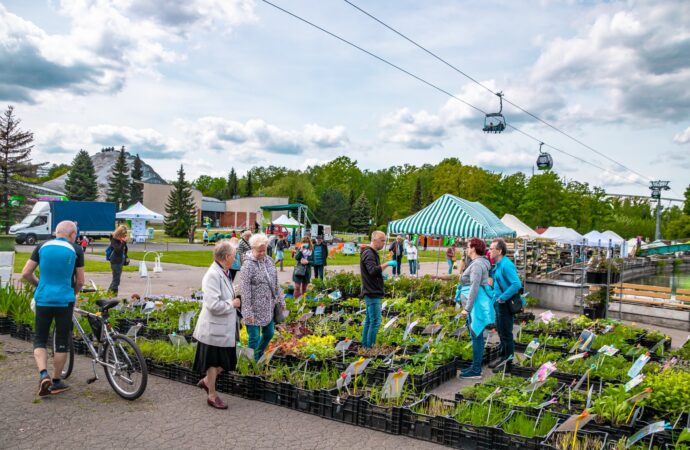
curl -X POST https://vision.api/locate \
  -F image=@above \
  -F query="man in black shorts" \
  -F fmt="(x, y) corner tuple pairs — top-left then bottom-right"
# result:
(22, 220), (85, 396)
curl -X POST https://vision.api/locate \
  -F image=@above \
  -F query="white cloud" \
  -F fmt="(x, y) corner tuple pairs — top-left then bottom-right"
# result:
(475, 148), (535, 171)
(379, 108), (448, 149)
(674, 126), (690, 144)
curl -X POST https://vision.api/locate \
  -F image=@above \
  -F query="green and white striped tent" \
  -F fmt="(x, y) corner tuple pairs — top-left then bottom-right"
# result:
(388, 194), (516, 238)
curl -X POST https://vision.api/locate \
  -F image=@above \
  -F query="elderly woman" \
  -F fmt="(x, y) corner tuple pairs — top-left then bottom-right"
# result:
(193, 240), (241, 410)
(240, 233), (285, 360)
(292, 236), (312, 299)
(456, 238), (494, 379)
(108, 225), (128, 294)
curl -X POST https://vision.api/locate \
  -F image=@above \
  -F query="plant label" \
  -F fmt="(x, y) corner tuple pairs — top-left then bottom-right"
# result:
(383, 316), (398, 330)
(356, 308), (366, 315)
(403, 320), (419, 341)
(336, 372), (352, 390)
(328, 290), (342, 300)
(126, 323), (143, 338)
(237, 346), (254, 361)
(573, 369), (591, 391)
(315, 304), (326, 315)
(555, 411), (595, 433)
(649, 337), (669, 354)
(381, 370), (409, 399)
(329, 311), (342, 322)
(512, 324), (522, 340)
(422, 324), (442, 335)
(418, 339), (433, 354)
(450, 325), (467, 338)
(662, 357), (678, 372)
(625, 387), (653, 404)
(586, 385), (594, 409)
(142, 301), (155, 314)
(297, 303), (305, 314)
(539, 310), (554, 324)
(536, 397), (558, 409)
(625, 421), (669, 448)
(567, 352), (588, 362)
(529, 362), (557, 385)
(598, 345), (618, 357)
(345, 357), (371, 376)
(381, 300), (388, 310)
(577, 330), (596, 352)
(257, 347), (278, 366)
(435, 329), (447, 344)
(168, 334), (188, 347)
(481, 387), (502, 404)
(624, 374), (645, 392)
(335, 339), (353, 352)
(524, 339), (540, 359)
(298, 312), (314, 322)
(627, 353), (650, 378)
(602, 325), (614, 334)
(178, 310), (197, 331)
(432, 300), (443, 311)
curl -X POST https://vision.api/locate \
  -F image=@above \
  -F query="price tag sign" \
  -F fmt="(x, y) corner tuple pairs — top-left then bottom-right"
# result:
(336, 371), (352, 390)
(628, 353), (651, 378)
(383, 316), (398, 330)
(315, 304), (326, 315)
(328, 290), (342, 300)
(178, 310), (197, 331)
(525, 339), (540, 359)
(403, 320), (419, 341)
(649, 337), (669, 354)
(567, 352), (588, 362)
(381, 300), (388, 310)
(381, 369), (409, 399)
(529, 362), (557, 385)
(451, 324), (467, 337)
(624, 374), (645, 392)
(481, 387), (502, 404)
(539, 310), (554, 323)
(297, 303), (306, 314)
(626, 387), (653, 404)
(335, 339), (353, 352)
(422, 324), (442, 335)
(142, 301), (156, 314)
(555, 411), (595, 433)
(345, 357), (371, 376)
(625, 421), (669, 448)
(126, 323), (143, 338)
(298, 312), (314, 322)
(536, 397), (558, 409)
(168, 334), (189, 347)
(435, 329), (447, 344)
(236, 346), (255, 361)
(598, 345), (619, 357)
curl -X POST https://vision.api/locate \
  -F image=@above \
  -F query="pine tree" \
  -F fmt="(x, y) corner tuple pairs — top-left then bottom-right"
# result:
(411, 177), (422, 213)
(64, 150), (98, 201)
(0, 106), (39, 233)
(164, 165), (197, 238)
(350, 193), (372, 233)
(129, 154), (144, 204)
(245, 171), (253, 197)
(106, 146), (130, 210)
(684, 184), (690, 216)
(425, 190), (434, 207)
(347, 189), (356, 229)
(226, 168), (238, 199)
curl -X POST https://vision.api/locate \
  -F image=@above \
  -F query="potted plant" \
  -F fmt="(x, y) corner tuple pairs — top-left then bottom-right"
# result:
(584, 288), (609, 319)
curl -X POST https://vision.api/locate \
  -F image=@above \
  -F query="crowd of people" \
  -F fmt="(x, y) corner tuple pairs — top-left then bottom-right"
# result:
(23, 220), (522, 409)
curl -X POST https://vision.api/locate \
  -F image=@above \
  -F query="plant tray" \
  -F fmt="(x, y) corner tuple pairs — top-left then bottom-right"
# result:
(400, 395), (457, 444)
(0, 315), (15, 334)
(317, 389), (361, 425)
(293, 387), (322, 415)
(358, 398), (404, 435)
(145, 359), (173, 379)
(10, 323), (33, 342)
(540, 429), (608, 450)
(444, 421), (497, 450)
(225, 373), (260, 400)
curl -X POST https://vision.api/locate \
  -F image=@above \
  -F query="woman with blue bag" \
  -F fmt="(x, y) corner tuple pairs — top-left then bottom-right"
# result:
(456, 238), (495, 379)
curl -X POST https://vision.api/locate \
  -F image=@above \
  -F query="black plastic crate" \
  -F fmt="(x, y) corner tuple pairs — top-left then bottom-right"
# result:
(358, 398), (404, 435)
(409, 359), (458, 392)
(401, 395), (457, 444)
(494, 411), (559, 450)
(318, 389), (361, 425)
(541, 429), (608, 450)
(293, 387), (321, 415)
(145, 359), (173, 379)
(170, 365), (201, 386)
(444, 421), (497, 450)
(10, 323), (33, 342)
(225, 373), (260, 400)
(258, 378), (293, 407)
(0, 315), (14, 334)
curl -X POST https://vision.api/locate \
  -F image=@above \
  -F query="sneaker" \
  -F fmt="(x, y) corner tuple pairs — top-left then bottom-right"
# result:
(49, 379), (70, 395)
(38, 378), (52, 397)
(458, 371), (482, 379)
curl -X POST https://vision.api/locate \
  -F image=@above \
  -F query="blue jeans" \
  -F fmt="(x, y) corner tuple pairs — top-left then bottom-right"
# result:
(361, 297), (382, 348)
(313, 265), (324, 280)
(447, 258), (454, 275)
(408, 259), (417, 275)
(246, 321), (275, 360)
(466, 317), (484, 374)
(392, 257), (402, 276)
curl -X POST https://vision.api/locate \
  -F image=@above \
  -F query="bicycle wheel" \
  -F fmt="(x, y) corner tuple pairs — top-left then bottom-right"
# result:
(102, 334), (148, 400)
(52, 328), (74, 379)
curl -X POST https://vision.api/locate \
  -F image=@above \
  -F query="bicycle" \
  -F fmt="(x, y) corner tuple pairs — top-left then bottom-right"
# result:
(52, 298), (148, 400)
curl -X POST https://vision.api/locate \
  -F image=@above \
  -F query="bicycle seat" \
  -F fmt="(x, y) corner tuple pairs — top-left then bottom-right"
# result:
(96, 299), (120, 311)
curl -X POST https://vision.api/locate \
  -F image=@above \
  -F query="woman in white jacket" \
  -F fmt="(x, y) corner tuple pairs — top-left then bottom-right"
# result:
(192, 240), (241, 410)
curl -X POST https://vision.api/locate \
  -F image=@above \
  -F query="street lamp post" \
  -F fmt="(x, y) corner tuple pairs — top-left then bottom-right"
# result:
(649, 181), (670, 241)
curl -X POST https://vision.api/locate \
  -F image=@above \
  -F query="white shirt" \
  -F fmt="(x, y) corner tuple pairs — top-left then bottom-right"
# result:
(407, 245), (418, 260)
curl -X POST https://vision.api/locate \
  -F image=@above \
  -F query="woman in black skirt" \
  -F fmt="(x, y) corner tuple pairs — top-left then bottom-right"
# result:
(192, 240), (241, 409)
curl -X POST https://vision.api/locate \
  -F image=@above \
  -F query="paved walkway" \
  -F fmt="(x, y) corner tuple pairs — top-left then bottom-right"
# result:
(0, 335), (444, 450)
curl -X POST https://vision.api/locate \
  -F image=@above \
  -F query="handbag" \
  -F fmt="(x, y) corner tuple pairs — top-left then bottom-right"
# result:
(495, 275), (523, 315)
(294, 263), (307, 277)
(258, 259), (288, 323)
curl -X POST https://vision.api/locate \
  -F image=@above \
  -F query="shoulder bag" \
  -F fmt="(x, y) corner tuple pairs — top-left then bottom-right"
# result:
(259, 259), (288, 323)
(495, 274), (523, 315)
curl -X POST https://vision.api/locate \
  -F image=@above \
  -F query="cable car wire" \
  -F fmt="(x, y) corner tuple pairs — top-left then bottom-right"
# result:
(259, 0), (651, 189)
(342, 0), (656, 185)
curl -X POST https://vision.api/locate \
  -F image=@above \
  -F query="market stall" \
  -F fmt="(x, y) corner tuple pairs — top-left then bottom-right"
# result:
(116, 202), (164, 243)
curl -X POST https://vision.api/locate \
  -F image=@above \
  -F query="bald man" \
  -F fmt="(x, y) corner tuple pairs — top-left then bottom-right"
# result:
(22, 220), (85, 396)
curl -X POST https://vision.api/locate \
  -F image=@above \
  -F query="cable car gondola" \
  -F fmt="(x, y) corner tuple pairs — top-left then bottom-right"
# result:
(536, 142), (553, 170)
(482, 92), (506, 134)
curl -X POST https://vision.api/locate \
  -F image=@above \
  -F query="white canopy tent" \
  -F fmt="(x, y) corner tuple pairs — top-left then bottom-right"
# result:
(116, 202), (164, 242)
(500, 214), (540, 239)
(272, 214), (301, 228)
(602, 230), (627, 256)
(541, 226), (584, 245)
(583, 230), (610, 248)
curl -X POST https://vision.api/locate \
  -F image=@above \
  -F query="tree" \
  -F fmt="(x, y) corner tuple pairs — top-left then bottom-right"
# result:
(411, 177), (422, 213)
(245, 171), (253, 197)
(314, 187), (349, 230)
(350, 193), (372, 233)
(0, 106), (39, 233)
(164, 165), (197, 238)
(226, 168), (239, 199)
(129, 154), (144, 204)
(684, 184), (690, 216)
(106, 146), (130, 210)
(64, 150), (98, 201)
(192, 175), (226, 199)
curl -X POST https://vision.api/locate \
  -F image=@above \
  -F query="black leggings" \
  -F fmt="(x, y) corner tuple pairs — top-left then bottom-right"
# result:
(34, 303), (74, 352)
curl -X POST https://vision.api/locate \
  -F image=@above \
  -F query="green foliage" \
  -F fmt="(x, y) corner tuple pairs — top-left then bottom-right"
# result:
(137, 339), (196, 368)
(106, 146), (130, 210)
(411, 177), (422, 213)
(164, 165), (196, 238)
(65, 149), (98, 201)
(314, 186), (349, 230)
(129, 154), (144, 204)
(226, 168), (239, 199)
(454, 401), (509, 427)
(591, 384), (636, 425)
(245, 171), (253, 196)
(192, 175), (227, 200)
(502, 411), (557, 438)
(350, 193), (371, 233)
(0, 105), (38, 233)
(643, 370), (690, 413)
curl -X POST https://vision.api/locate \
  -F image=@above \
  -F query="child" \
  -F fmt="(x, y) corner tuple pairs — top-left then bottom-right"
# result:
(80, 236), (88, 251)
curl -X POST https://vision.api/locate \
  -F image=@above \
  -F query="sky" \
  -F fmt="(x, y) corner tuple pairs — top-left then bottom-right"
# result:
(1, 0), (689, 200)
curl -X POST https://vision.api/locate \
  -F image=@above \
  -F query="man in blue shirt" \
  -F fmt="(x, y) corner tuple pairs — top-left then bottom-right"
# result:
(22, 220), (85, 396)
(488, 238), (522, 373)
(310, 235), (328, 280)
